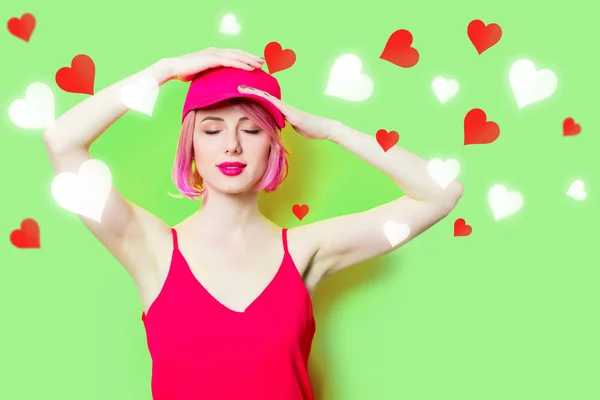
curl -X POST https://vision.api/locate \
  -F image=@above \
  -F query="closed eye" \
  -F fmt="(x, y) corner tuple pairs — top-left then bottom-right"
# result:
(202, 129), (261, 135)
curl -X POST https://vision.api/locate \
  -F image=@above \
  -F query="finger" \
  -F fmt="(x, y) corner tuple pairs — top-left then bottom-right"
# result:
(213, 51), (254, 65)
(238, 85), (262, 94)
(233, 53), (264, 68)
(226, 48), (264, 61)
(220, 49), (264, 66)
(240, 86), (286, 108)
(220, 58), (256, 71)
(240, 86), (276, 100)
(261, 90), (276, 99)
(218, 53), (262, 69)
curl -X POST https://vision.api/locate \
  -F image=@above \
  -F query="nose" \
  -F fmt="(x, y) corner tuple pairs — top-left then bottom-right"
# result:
(224, 130), (242, 155)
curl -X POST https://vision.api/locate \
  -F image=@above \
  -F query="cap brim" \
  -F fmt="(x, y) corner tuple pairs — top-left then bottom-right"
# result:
(184, 92), (286, 129)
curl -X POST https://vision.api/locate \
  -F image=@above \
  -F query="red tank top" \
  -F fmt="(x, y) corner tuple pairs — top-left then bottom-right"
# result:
(141, 228), (316, 399)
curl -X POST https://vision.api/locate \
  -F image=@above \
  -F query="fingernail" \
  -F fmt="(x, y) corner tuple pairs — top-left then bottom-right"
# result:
(239, 85), (249, 89)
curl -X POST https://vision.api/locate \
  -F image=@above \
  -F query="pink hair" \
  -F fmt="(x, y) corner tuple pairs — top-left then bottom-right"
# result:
(170, 98), (290, 203)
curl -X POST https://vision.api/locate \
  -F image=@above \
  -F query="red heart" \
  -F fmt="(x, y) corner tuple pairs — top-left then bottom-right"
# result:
(7, 13), (36, 42)
(292, 204), (309, 221)
(55, 54), (96, 95)
(10, 218), (40, 249)
(264, 42), (296, 74)
(464, 108), (500, 145)
(380, 29), (419, 68)
(376, 129), (399, 152)
(453, 218), (472, 237)
(562, 117), (581, 136)
(467, 20), (502, 55)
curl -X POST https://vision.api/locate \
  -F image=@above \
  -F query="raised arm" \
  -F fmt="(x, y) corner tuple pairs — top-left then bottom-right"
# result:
(43, 48), (266, 284)
(232, 87), (464, 281)
(43, 58), (175, 283)
(302, 122), (464, 279)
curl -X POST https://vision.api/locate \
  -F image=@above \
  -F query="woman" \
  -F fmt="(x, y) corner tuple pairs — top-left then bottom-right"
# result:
(43, 47), (463, 400)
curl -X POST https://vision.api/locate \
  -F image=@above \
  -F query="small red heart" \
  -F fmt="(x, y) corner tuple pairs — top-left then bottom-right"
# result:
(467, 20), (502, 55)
(7, 13), (36, 42)
(376, 129), (399, 152)
(292, 204), (309, 221)
(10, 218), (41, 249)
(264, 42), (296, 74)
(562, 117), (581, 136)
(464, 108), (500, 145)
(380, 29), (419, 68)
(55, 54), (96, 95)
(454, 218), (472, 237)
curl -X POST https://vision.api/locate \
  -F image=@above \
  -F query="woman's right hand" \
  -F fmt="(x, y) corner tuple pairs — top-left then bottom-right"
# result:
(166, 48), (265, 82)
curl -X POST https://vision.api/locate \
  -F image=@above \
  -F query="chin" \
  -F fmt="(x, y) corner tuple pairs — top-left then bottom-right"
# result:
(219, 185), (253, 195)
(207, 177), (259, 196)
(201, 166), (265, 196)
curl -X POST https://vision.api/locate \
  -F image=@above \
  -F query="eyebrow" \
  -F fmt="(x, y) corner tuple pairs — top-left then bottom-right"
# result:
(200, 116), (249, 122)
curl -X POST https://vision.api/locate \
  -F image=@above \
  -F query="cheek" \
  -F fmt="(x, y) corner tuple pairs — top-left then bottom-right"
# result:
(249, 149), (271, 174)
(192, 138), (213, 163)
(249, 137), (272, 161)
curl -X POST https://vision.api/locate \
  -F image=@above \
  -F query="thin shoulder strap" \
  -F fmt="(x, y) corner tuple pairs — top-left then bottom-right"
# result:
(171, 228), (179, 250)
(281, 228), (289, 255)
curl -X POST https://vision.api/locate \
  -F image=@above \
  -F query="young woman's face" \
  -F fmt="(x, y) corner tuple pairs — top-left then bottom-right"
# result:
(192, 104), (272, 195)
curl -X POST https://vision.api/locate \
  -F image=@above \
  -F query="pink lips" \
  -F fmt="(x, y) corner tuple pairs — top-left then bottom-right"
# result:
(217, 162), (246, 176)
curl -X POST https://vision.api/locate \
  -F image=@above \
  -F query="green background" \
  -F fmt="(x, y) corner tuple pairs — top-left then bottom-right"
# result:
(1, 0), (598, 399)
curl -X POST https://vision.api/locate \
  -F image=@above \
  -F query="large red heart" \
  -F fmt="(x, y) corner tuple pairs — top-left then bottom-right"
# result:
(10, 218), (40, 249)
(464, 108), (500, 145)
(453, 218), (472, 237)
(380, 29), (419, 68)
(55, 54), (96, 95)
(467, 20), (502, 55)
(264, 42), (296, 74)
(562, 117), (581, 136)
(376, 129), (399, 152)
(292, 204), (309, 221)
(7, 13), (36, 42)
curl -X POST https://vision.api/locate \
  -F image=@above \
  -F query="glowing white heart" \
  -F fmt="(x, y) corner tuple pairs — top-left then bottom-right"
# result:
(325, 54), (373, 102)
(384, 221), (410, 247)
(50, 159), (112, 222)
(432, 77), (459, 103)
(9, 82), (55, 129)
(566, 180), (586, 201)
(120, 76), (159, 116)
(428, 158), (461, 190)
(488, 184), (523, 221)
(509, 59), (557, 109)
(219, 13), (241, 35)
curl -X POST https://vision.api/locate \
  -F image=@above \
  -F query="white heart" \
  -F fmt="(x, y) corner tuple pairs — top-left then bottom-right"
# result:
(488, 184), (523, 221)
(50, 159), (112, 222)
(428, 158), (461, 190)
(219, 13), (241, 35)
(383, 220), (411, 247)
(509, 59), (557, 109)
(120, 76), (159, 116)
(325, 54), (373, 102)
(432, 77), (459, 103)
(566, 180), (587, 201)
(9, 82), (55, 130)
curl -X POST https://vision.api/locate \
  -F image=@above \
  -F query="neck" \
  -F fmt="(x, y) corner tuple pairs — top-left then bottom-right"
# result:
(190, 188), (265, 238)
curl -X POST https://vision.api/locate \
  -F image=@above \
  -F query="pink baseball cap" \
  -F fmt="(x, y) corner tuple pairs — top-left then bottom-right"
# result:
(182, 66), (286, 129)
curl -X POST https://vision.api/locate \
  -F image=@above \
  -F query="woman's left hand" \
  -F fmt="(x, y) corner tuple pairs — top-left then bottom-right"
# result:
(238, 85), (336, 140)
